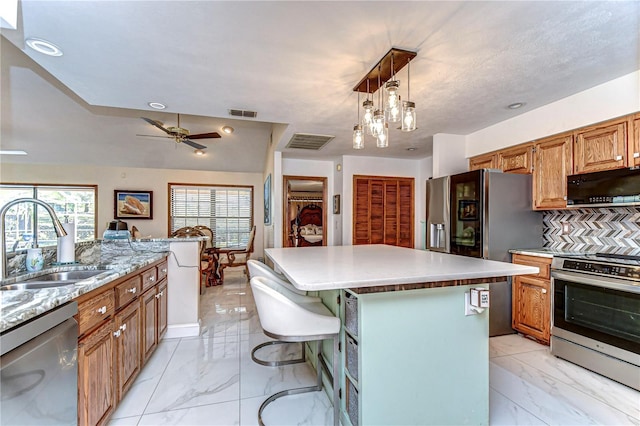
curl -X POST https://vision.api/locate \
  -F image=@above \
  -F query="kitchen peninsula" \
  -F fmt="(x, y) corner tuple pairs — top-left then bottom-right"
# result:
(266, 244), (538, 426)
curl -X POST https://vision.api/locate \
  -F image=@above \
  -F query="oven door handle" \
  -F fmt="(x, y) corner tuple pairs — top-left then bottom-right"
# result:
(551, 270), (640, 294)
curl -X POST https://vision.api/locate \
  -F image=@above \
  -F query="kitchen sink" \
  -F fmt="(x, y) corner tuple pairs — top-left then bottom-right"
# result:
(23, 270), (106, 282)
(1, 270), (108, 291)
(1, 281), (78, 291)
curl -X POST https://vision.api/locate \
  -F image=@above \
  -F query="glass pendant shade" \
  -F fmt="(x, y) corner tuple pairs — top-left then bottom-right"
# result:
(362, 99), (374, 135)
(387, 95), (401, 123)
(372, 109), (385, 137)
(401, 100), (416, 132)
(385, 80), (400, 111)
(353, 124), (364, 149)
(376, 122), (389, 148)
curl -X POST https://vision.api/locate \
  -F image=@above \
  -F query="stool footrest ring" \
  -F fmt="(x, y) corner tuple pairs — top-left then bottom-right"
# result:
(251, 341), (306, 367)
(258, 385), (323, 426)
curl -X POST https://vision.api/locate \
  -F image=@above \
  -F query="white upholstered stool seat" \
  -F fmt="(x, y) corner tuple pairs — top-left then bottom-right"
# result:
(250, 276), (340, 426)
(247, 261), (320, 367)
(247, 259), (307, 296)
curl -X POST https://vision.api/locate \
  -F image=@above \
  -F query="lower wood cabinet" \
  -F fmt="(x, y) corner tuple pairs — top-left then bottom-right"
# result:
(511, 254), (552, 345)
(78, 320), (115, 426)
(76, 258), (168, 426)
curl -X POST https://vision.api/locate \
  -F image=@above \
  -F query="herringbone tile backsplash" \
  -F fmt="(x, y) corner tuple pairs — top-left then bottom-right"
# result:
(543, 207), (640, 253)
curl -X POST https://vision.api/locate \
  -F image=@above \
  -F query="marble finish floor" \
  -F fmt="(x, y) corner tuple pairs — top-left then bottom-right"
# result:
(110, 270), (640, 425)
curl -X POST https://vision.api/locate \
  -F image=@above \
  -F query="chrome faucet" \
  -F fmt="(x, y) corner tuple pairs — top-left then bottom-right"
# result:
(1, 198), (67, 279)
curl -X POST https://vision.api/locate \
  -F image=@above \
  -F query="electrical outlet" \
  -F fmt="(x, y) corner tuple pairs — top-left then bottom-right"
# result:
(561, 222), (571, 235)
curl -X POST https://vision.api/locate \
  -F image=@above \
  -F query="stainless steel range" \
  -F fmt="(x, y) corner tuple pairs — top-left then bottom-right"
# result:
(551, 253), (640, 391)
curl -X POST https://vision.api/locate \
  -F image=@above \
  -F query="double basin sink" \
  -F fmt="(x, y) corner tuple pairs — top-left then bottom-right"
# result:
(1, 270), (108, 291)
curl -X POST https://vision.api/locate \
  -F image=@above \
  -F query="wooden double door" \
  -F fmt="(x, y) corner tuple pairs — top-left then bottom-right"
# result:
(353, 175), (414, 248)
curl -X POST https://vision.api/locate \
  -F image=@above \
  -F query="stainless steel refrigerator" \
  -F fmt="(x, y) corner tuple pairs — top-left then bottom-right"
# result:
(426, 169), (542, 336)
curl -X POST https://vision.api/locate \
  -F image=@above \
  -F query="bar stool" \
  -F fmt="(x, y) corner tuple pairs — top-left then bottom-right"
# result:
(247, 259), (307, 295)
(247, 260), (320, 366)
(250, 276), (340, 426)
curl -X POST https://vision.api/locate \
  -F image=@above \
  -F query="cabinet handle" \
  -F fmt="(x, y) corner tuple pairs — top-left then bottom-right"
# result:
(127, 287), (137, 294)
(634, 152), (639, 159)
(149, 276), (156, 282)
(113, 330), (121, 338)
(541, 289), (548, 294)
(97, 306), (107, 315)
(155, 293), (161, 299)
(161, 268), (168, 273)
(616, 155), (623, 161)
(120, 324), (127, 332)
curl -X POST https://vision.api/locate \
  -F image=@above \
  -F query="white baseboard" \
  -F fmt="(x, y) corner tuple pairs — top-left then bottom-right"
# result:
(164, 321), (201, 339)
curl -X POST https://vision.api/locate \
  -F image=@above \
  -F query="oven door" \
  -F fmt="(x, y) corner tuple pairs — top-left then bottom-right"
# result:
(551, 270), (640, 360)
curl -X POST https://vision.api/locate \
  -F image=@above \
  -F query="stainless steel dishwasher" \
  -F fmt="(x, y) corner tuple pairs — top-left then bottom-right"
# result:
(1, 302), (78, 425)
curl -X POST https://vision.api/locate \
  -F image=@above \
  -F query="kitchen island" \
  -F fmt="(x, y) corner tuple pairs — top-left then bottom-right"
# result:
(265, 244), (538, 426)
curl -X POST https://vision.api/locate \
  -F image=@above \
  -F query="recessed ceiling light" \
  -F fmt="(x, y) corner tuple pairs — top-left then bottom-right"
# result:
(222, 126), (234, 134)
(25, 37), (63, 56)
(194, 149), (205, 156)
(0, 150), (27, 155)
(148, 102), (166, 110)
(406, 147), (417, 151)
(507, 102), (525, 110)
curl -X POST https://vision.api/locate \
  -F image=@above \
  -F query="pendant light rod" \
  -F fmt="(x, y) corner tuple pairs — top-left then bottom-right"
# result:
(352, 48), (416, 93)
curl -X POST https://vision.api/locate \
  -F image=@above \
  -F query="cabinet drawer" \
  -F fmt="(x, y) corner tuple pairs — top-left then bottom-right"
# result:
(78, 290), (115, 336)
(512, 254), (551, 280)
(156, 261), (168, 282)
(141, 268), (158, 292)
(115, 276), (141, 309)
(344, 292), (358, 337)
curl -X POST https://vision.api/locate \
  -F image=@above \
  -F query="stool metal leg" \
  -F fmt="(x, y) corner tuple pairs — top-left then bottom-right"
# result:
(251, 340), (306, 367)
(258, 341), (323, 426)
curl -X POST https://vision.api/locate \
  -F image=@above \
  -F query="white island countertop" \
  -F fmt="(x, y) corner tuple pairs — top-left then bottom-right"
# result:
(266, 244), (538, 292)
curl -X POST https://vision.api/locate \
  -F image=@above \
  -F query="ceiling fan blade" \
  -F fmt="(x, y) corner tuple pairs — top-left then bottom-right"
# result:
(141, 117), (171, 134)
(188, 132), (221, 140)
(182, 139), (207, 150)
(136, 134), (172, 139)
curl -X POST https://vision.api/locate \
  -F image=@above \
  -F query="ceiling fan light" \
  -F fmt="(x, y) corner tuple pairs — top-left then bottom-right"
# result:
(401, 101), (416, 132)
(353, 124), (364, 149)
(194, 149), (205, 156)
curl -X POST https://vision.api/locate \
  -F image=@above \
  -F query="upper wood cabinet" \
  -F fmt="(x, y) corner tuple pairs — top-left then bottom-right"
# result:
(574, 117), (628, 173)
(498, 143), (533, 174)
(469, 152), (497, 171)
(353, 175), (414, 248)
(533, 133), (573, 210)
(468, 142), (532, 174)
(630, 113), (640, 167)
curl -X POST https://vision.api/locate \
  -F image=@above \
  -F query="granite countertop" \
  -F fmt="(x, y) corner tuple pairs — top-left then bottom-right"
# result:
(0, 251), (167, 333)
(266, 245), (538, 291)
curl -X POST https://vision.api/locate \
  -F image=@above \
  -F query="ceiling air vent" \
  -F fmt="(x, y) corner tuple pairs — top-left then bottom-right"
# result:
(228, 109), (257, 118)
(286, 133), (335, 150)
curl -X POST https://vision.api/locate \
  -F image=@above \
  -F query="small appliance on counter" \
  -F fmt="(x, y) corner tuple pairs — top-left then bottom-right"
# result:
(102, 220), (130, 240)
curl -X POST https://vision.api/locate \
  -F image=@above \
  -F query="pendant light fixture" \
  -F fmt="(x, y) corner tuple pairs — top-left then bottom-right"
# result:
(353, 92), (364, 149)
(401, 57), (417, 132)
(351, 48), (417, 149)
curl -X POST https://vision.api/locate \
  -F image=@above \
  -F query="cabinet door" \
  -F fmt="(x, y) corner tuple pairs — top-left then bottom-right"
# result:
(369, 180), (385, 244)
(469, 153), (496, 171)
(353, 178), (371, 245)
(78, 320), (115, 426)
(114, 301), (140, 401)
(398, 180), (414, 248)
(140, 287), (157, 364)
(498, 144), (533, 174)
(383, 181), (398, 246)
(630, 115), (640, 167)
(574, 120), (627, 173)
(157, 280), (168, 340)
(533, 134), (572, 210)
(512, 275), (550, 344)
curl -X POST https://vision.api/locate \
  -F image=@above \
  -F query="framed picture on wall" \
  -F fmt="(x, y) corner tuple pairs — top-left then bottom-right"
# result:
(264, 174), (272, 225)
(114, 190), (153, 219)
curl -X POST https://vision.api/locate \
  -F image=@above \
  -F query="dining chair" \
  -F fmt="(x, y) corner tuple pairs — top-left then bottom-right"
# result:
(218, 225), (256, 283)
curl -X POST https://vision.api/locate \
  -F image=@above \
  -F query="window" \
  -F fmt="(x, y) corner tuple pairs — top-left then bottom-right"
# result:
(0, 184), (97, 252)
(169, 184), (253, 248)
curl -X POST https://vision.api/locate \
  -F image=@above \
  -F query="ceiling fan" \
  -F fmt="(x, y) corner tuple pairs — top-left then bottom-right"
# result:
(138, 114), (221, 150)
